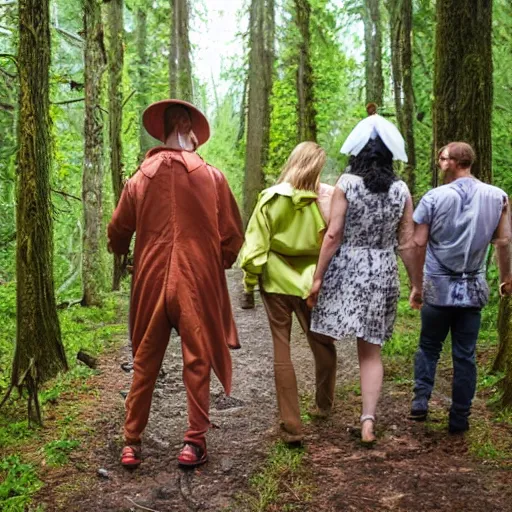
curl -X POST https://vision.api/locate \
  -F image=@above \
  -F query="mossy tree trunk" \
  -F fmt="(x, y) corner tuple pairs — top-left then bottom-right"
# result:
(496, 293), (512, 406)
(388, 0), (416, 195)
(243, 0), (274, 223)
(105, 0), (124, 290)
(363, 0), (384, 106)
(169, 0), (193, 101)
(82, 0), (106, 307)
(432, 0), (493, 184)
(10, 0), (68, 423)
(294, 0), (316, 143)
(136, 6), (151, 162)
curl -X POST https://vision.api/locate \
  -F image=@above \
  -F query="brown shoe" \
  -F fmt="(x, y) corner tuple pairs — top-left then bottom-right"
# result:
(241, 292), (255, 309)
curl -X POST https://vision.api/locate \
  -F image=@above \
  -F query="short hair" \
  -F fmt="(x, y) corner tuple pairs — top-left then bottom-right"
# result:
(163, 105), (191, 139)
(446, 142), (475, 169)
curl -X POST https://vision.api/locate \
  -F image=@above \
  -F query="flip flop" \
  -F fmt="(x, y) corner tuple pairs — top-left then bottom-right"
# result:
(121, 445), (141, 468)
(177, 443), (208, 468)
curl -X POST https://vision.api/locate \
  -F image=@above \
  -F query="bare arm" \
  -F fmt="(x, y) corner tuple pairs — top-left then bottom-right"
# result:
(492, 199), (512, 293)
(308, 187), (347, 307)
(397, 194), (423, 290)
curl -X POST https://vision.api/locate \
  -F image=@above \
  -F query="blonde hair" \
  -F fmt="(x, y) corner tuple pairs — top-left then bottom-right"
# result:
(277, 142), (326, 191)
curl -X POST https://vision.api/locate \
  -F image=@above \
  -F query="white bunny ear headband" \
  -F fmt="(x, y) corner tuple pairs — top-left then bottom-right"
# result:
(340, 114), (408, 162)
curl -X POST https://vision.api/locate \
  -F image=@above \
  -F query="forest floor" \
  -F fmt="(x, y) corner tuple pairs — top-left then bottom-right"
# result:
(21, 270), (512, 511)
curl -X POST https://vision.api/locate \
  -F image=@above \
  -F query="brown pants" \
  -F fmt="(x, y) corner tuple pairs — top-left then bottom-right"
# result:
(261, 292), (337, 439)
(124, 290), (210, 450)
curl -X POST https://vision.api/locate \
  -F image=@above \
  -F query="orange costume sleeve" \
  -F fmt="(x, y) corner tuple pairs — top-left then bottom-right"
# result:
(210, 166), (244, 269)
(108, 181), (136, 255)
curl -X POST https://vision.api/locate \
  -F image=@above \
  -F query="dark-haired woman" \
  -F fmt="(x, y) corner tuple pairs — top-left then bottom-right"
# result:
(307, 108), (423, 444)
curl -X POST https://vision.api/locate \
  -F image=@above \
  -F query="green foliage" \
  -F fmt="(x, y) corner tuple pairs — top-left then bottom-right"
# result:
(233, 441), (310, 512)
(0, 456), (43, 512)
(0, 283), (124, 397)
(198, 96), (246, 203)
(43, 439), (80, 466)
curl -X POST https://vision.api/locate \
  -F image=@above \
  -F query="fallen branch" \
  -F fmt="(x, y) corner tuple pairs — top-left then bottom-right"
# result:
(51, 188), (81, 201)
(52, 25), (84, 44)
(77, 350), (97, 369)
(125, 497), (161, 512)
(52, 97), (85, 106)
(122, 89), (136, 108)
(56, 298), (82, 309)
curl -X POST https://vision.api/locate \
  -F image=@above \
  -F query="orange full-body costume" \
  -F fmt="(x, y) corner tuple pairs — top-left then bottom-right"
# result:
(108, 100), (244, 467)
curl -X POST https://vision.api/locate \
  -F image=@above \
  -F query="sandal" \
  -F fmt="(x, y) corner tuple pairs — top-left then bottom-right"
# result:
(360, 414), (377, 446)
(177, 443), (208, 468)
(121, 445), (142, 468)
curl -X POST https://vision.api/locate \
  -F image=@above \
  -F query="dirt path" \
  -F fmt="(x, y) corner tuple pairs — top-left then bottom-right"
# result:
(60, 270), (353, 512)
(51, 270), (512, 512)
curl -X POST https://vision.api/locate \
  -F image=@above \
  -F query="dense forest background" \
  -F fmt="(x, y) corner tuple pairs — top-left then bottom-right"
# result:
(0, 1), (512, 508)
(0, 0), (511, 396)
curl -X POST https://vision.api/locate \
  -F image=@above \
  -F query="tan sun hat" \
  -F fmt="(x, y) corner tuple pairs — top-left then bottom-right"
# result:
(142, 99), (210, 146)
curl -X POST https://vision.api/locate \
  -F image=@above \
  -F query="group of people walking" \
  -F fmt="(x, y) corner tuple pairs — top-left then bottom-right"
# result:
(108, 99), (511, 469)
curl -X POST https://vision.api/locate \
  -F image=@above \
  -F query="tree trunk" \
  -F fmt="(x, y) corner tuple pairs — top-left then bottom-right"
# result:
(496, 293), (512, 406)
(432, 0), (493, 184)
(363, 0), (384, 106)
(136, 7), (150, 162)
(106, 0), (124, 290)
(82, 0), (106, 307)
(294, 0), (317, 142)
(169, 0), (193, 101)
(388, 0), (416, 195)
(243, 0), (274, 222)
(12, 0), (68, 422)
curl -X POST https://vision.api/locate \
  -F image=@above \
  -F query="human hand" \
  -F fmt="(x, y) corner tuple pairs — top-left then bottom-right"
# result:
(107, 238), (113, 254)
(307, 278), (323, 309)
(499, 278), (512, 297)
(409, 286), (423, 310)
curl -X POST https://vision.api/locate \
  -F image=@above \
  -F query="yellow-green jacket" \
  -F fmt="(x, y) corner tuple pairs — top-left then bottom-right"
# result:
(239, 182), (328, 298)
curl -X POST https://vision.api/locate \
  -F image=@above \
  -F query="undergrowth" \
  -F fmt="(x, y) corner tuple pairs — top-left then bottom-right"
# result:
(0, 283), (128, 511)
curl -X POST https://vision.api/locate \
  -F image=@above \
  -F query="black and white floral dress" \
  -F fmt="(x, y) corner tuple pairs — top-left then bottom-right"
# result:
(311, 173), (409, 345)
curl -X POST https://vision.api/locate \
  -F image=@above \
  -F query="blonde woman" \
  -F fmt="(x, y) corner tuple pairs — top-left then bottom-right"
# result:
(239, 142), (337, 444)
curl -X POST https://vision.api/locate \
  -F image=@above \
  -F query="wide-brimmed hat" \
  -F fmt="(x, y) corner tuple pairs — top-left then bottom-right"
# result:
(142, 99), (210, 146)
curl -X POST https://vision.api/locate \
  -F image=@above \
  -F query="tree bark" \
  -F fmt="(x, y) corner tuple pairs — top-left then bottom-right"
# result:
(105, 0), (124, 290)
(388, 0), (416, 195)
(363, 0), (384, 106)
(496, 292), (512, 406)
(294, 0), (317, 142)
(243, 0), (274, 222)
(432, 0), (493, 184)
(12, 0), (68, 422)
(136, 7), (150, 162)
(82, 0), (106, 307)
(169, 0), (193, 101)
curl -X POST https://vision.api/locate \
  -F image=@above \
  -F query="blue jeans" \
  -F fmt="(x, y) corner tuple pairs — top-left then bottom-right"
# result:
(413, 303), (481, 427)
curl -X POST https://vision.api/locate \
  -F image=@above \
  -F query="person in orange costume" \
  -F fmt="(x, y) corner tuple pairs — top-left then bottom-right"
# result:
(107, 99), (244, 468)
